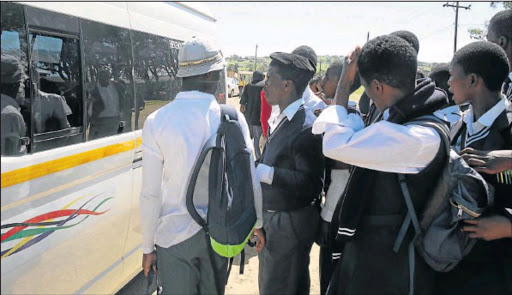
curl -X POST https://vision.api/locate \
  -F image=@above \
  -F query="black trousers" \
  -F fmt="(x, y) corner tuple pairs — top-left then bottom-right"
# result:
(319, 245), (336, 295)
(258, 205), (320, 295)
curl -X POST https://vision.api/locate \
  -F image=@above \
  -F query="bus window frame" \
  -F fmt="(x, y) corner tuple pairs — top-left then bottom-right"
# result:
(27, 27), (85, 152)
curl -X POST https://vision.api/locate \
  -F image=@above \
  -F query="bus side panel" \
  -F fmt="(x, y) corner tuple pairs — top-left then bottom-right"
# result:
(1, 133), (135, 295)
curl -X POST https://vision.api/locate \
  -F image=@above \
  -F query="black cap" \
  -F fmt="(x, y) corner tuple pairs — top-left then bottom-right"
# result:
(269, 52), (316, 73)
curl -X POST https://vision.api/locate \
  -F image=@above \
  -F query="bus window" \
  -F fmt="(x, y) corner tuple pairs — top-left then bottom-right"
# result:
(29, 32), (83, 152)
(1, 2), (30, 156)
(132, 31), (182, 129)
(82, 20), (135, 140)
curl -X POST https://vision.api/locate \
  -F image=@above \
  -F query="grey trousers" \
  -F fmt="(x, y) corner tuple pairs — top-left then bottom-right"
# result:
(156, 230), (228, 295)
(249, 125), (263, 159)
(258, 205), (320, 295)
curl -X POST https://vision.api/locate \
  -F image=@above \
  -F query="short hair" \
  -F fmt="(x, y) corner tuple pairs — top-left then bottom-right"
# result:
(489, 9), (512, 40)
(309, 74), (322, 85)
(451, 41), (509, 91)
(292, 45), (317, 68)
(429, 63), (453, 104)
(326, 60), (361, 92)
(390, 30), (420, 53)
(416, 70), (425, 79)
(358, 35), (417, 92)
(182, 70), (221, 92)
(428, 63), (450, 86)
(270, 59), (314, 95)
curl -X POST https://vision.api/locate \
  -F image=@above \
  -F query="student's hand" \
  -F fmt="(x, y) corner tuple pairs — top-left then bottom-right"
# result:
(334, 46), (361, 107)
(142, 251), (157, 277)
(463, 215), (512, 241)
(253, 228), (266, 253)
(460, 148), (512, 174)
(240, 105), (246, 113)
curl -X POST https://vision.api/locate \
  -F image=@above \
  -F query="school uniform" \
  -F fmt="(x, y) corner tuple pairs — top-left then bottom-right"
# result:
(435, 96), (512, 295)
(312, 78), (448, 295)
(503, 72), (512, 101)
(140, 91), (263, 294)
(257, 97), (325, 295)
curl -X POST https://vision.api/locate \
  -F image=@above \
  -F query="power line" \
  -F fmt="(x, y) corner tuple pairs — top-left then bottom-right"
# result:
(443, 2), (471, 53)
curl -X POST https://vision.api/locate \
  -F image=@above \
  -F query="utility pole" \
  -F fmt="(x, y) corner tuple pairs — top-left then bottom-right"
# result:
(443, 2), (471, 53)
(254, 44), (258, 71)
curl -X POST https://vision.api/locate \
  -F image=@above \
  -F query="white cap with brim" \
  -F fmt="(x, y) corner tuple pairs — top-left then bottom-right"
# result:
(176, 37), (225, 78)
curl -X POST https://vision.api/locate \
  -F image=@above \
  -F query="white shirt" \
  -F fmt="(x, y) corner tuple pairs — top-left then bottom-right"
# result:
(434, 104), (462, 126)
(312, 105), (441, 174)
(140, 91), (263, 254)
(322, 169), (350, 222)
(257, 98), (317, 184)
(97, 83), (121, 118)
(457, 96), (509, 149)
(33, 90), (71, 133)
(303, 86), (327, 112)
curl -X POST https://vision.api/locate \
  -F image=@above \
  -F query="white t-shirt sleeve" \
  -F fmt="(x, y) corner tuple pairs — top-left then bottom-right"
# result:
(313, 105), (441, 174)
(237, 111), (264, 229)
(140, 116), (164, 254)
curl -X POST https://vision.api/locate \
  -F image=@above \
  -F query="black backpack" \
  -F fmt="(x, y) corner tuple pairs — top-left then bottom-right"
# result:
(394, 115), (494, 295)
(186, 104), (257, 260)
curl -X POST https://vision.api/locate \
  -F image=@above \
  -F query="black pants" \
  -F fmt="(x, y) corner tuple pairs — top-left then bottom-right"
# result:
(319, 245), (336, 295)
(258, 205), (320, 295)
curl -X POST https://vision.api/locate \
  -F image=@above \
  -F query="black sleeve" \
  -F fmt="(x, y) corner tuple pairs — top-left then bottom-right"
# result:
(240, 86), (249, 105)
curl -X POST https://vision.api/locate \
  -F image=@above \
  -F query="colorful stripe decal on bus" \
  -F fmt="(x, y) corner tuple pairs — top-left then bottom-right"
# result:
(1, 194), (113, 259)
(1, 138), (142, 189)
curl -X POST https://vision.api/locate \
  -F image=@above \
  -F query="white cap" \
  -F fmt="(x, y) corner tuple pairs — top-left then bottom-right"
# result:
(176, 36), (225, 78)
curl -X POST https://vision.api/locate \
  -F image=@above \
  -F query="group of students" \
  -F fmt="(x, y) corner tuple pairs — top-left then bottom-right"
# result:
(139, 9), (511, 295)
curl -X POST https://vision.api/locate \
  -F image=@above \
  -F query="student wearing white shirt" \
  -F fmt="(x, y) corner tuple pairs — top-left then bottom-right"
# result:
(312, 36), (448, 295)
(256, 52), (324, 295)
(139, 37), (264, 295)
(436, 41), (512, 295)
(316, 60), (361, 295)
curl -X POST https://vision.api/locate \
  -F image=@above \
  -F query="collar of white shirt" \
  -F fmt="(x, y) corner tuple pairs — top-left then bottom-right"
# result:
(174, 90), (216, 101)
(280, 97), (305, 122)
(462, 95), (508, 135)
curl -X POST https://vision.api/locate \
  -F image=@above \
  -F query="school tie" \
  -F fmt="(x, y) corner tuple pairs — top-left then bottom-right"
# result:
(503, 76), (512, 101)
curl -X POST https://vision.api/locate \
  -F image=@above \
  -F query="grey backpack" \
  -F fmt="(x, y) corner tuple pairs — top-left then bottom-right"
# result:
(393, 116), (493, 294)
(186, 104), (257, 258)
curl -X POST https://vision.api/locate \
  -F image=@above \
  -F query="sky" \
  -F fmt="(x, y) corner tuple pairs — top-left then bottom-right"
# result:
(199, 1), (502, 63)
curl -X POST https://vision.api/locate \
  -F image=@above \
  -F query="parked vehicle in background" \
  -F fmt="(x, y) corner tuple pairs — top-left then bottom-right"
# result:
(227, 77), (240, 97)
(0, 2), (223, 294)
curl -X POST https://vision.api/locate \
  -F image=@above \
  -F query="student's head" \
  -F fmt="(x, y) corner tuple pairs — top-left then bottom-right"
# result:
(487, 9), (512, 67)
(252, 70), (265, 82)
(428, 63), (453, 103)
(264, 52), (315, 106)
(97, 65), (112, 87)
(292, 45), (317, 71)
(309, 75), (323, 93)
(322, 60), (362, 99)
(416, 70), (425, 80)
(177, 36), (225, 94)
(358, 35), (417, 111)
(390, 30), (420, 53)
(1, 54), (27, 98)
(449, 41), (509, 105)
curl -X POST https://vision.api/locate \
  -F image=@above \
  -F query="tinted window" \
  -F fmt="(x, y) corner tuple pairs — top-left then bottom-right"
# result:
(81, 20), (135, 140)
(29, 32), (83, 152)
(1, 2), (30, 156)
(132, 31), (182, 129)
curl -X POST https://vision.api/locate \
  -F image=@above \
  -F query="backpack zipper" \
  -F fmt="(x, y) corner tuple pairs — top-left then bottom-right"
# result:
(449, 199), (480, 218)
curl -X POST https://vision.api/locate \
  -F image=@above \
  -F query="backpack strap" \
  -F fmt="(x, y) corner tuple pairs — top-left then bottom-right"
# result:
(393, 115), (450, 295)
(220, 104), (238, 122)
